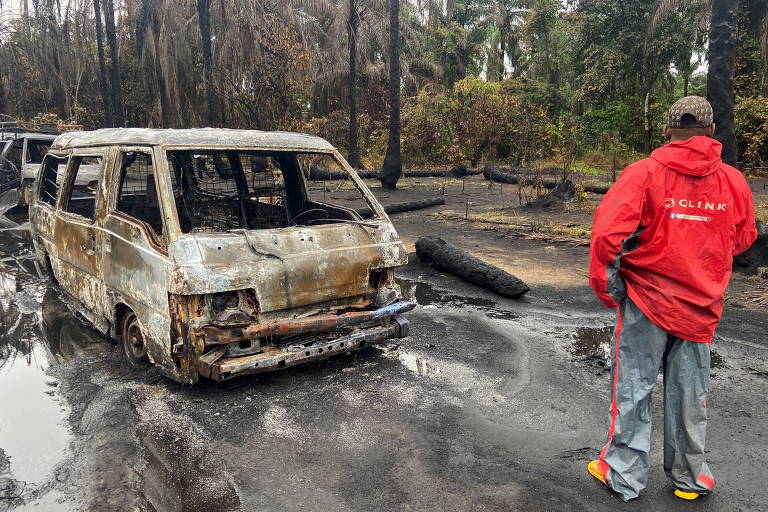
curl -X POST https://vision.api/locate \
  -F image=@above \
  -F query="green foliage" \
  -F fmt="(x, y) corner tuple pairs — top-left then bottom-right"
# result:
(735, 97), (768, 167)
(400, 76), (549, 167)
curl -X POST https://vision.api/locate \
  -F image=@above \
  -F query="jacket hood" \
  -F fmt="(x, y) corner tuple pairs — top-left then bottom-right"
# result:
(650, 136), (723, 177)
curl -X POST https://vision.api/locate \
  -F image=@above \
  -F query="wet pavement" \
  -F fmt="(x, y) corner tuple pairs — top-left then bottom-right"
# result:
(0, 211), (767, 511)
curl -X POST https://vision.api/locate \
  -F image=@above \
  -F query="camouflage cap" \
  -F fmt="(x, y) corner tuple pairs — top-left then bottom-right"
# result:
(667, 96), (713, 128)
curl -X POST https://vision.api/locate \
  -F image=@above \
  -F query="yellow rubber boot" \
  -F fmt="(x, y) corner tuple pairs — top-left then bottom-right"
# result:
(674, 490), (700, 500)
(587, 460), (608, 486)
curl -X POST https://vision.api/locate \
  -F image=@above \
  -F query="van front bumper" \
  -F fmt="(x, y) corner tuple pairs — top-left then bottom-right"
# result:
(195, 303), (414, 381)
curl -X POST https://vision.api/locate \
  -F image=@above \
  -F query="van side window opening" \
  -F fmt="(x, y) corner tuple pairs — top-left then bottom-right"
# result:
(25, 140), (50, 164)
(38, 154), (68, 207)
(116, 151), (164, 237)
(63, 156), (102, 220)
(4, 140), (23, 169)
(296, 153), (372, 222)
(166, 150), (371, 234)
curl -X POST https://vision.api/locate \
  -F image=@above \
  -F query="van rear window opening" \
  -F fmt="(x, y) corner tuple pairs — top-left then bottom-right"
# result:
(166, 150), (371, 234)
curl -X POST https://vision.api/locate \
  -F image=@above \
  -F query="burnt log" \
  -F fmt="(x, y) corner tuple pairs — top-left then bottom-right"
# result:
(309, 167), (482, 181)
(356, 197), (445, 218)
(524, 180), (576, 209)
(482, 164), (611, 195)
(734, 220), (768, 273)
(415, 236), (530, 298)
(309, 167), (378, 180)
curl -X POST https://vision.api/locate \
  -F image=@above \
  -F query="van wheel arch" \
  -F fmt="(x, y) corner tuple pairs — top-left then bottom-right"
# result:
(116, 304), (149, 366)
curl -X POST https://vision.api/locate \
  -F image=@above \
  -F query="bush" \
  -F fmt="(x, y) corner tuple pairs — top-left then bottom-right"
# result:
(401, 76), (551, 167)
(735, 97), (768, 169)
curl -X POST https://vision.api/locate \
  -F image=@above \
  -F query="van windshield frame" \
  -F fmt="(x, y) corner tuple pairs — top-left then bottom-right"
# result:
(163, 148), (380, 235)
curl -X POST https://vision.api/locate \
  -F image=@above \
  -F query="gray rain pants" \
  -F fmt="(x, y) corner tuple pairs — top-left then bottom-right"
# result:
(599, 298), (715, 501)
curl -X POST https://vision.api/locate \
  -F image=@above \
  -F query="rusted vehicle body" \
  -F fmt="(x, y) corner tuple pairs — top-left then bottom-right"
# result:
(0, 132), (58, 206)
(28, 128), (412, 383)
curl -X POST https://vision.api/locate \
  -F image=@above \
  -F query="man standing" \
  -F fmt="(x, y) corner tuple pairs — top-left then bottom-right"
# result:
(587, 96), (757, 502)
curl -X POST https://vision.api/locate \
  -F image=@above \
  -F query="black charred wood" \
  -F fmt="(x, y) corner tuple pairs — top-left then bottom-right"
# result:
(309, 167), (482, 180)
(734, 220), (768, 273)
(415, 236), (530, 299)
(524, 180), (576, 209)
(356, 197), (445, 218)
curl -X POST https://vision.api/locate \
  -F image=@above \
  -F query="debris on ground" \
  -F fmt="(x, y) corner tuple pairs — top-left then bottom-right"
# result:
(415, 236), (530, 298)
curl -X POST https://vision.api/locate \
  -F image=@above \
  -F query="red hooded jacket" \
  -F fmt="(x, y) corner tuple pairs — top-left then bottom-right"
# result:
(589, 136), (757, 342)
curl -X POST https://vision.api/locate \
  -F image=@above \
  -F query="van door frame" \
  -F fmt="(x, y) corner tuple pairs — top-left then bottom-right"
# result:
(53, 146), (111, 328)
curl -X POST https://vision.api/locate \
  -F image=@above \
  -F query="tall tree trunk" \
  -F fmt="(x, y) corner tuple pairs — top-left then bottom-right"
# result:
(498, 17), (508, 81)
(197, 0), (216, 126)
(103, 0), (124, 126)
(347, 0), (363, 169)
(683, 74), (689, 96)
(380, 0), (402, 190)
(446, 0), (456, 19)
(153, 28), (171, 127)
(707, 0), (738, 166)
(93, 0), (113, 126)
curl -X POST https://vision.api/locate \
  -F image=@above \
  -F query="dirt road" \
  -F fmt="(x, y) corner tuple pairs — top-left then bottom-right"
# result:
(1, 182), (767, 511)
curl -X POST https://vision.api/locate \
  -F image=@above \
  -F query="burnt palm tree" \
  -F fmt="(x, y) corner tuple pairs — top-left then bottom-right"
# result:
(707, 0), (738, 165)
(103, 0), (124, 126)
(197, 0), (216, 126)
(347, 0), (363, 168)
(380, 0), (401, 189)
(93, 0), (113, 126)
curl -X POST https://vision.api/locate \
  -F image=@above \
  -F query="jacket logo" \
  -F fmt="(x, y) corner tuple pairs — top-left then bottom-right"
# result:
(664, 198), (726, 211)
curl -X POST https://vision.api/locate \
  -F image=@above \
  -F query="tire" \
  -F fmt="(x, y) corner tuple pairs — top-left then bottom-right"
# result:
(122, 310), (149, 366)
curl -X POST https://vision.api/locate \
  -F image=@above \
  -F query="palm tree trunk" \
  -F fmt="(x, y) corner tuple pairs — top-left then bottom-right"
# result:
(197, 0), (217, 126)
(446, 0), (456, 19)
(103, 0), (124, 126)
(707, 0), (738, 166)
(153, 28), (172, 127)
(380, 0), (402, 190)
(347, 0), (363, 169)
(93, 0), (113, 126)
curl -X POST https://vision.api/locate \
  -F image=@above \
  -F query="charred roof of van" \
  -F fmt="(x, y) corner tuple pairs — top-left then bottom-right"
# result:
(51, 128), (335, 151)
(1, 132), (58, 142)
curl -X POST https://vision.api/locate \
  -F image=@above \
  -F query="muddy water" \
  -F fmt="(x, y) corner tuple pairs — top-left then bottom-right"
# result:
(397, 277), (519, 320)
(0, 220), (111, 506)
(569, 326), (726, 369)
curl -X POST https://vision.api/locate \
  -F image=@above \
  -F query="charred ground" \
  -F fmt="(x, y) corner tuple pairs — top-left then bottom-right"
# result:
(1, 174), (767, 512)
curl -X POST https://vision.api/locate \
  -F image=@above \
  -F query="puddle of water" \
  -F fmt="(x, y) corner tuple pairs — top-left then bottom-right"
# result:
(0, 225), (112, 498)
(569, 326), (613, 360)
(397, 277), (519, 320)
(397, 352), (441, 376)
(569, 326), (726, 370)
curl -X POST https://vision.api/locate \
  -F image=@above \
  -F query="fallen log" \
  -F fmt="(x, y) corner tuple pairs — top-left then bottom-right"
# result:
(524, 180), (576, 209)
(482, 164), (611, 194)
(309, 167), (378, 180)
(415, 236), (530, 298)
(735, 220), (768, 273)
(309, 167), (482, 180)
(356, 197), (445, 218)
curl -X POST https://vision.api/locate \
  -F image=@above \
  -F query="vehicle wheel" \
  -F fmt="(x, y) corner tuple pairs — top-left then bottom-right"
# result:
(122, 310), (149, 366)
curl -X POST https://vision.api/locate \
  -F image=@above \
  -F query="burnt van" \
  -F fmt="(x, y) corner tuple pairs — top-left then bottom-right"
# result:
(29, 128), (412, 383)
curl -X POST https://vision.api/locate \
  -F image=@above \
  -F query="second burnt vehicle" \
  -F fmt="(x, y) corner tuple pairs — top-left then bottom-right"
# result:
(28, 128), (413, 383)
(0, 129), (58, 208)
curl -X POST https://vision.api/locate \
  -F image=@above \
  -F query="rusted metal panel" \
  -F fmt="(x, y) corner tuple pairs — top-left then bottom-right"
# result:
(167, 222), (407, 311)
(205, 319), (406, 381)
(198, 301), (415, 345)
